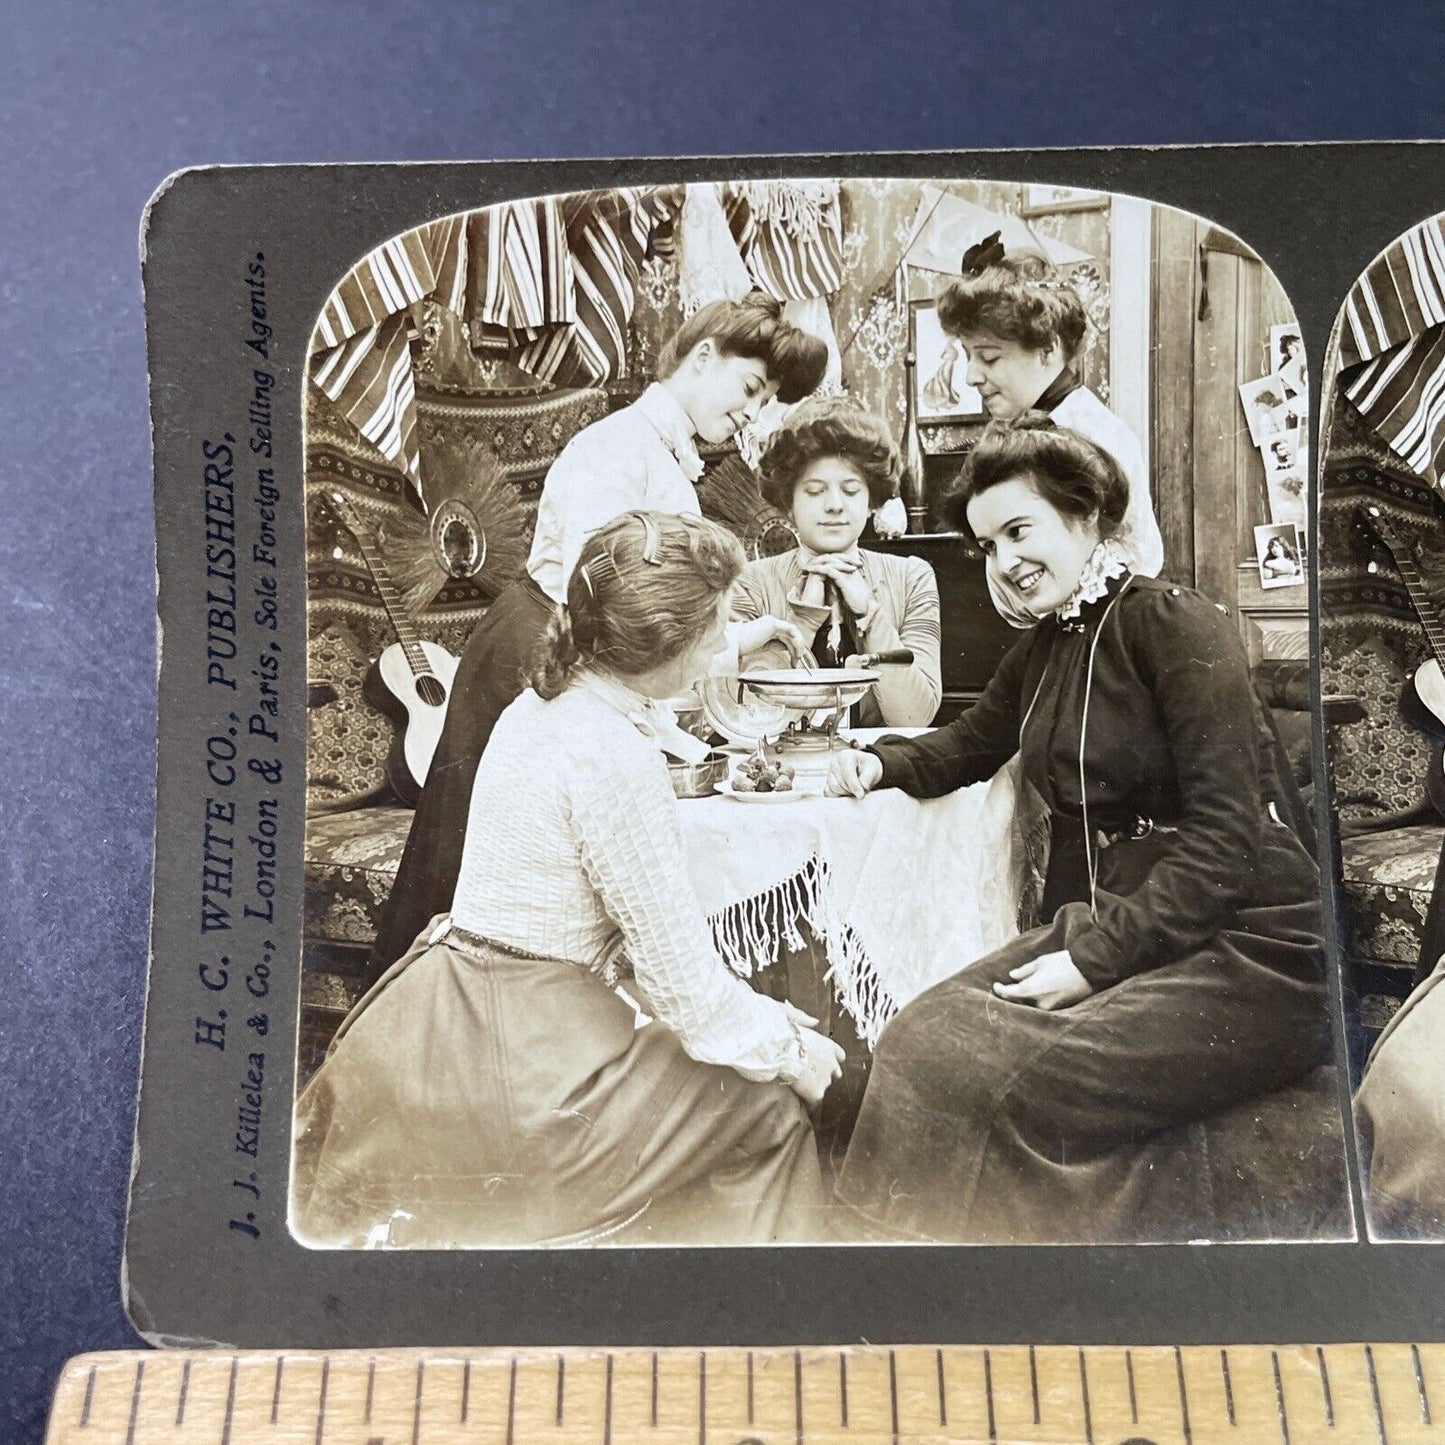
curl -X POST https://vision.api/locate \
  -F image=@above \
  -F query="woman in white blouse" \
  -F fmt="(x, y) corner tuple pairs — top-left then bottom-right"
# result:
(294, 512), (844, 1249)
(371, 291), (828, 972)
(731, 396), (942, 727)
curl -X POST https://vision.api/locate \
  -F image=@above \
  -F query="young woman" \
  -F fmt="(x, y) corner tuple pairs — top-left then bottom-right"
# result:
(825, 417), (1329, 1243)
(1261, 533), (1301, 581)
(730, 396), (943, 728)
(294, 513), (845, 1248)
(370, 292), (829, 973)
(938, 241), (1164, 625)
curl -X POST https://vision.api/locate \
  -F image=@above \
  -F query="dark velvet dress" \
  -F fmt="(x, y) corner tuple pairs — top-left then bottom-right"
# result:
(833, 572), (1330, 1243)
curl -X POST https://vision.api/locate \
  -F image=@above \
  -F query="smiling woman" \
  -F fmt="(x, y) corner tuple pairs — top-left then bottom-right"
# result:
(826, 417), (1331, 1243)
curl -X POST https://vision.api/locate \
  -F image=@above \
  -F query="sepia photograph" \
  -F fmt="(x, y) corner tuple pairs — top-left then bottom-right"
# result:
(1320, 206), (1445, 1241)
(289, 175), (1349, 1251)
(1255, 521), (1306, 589)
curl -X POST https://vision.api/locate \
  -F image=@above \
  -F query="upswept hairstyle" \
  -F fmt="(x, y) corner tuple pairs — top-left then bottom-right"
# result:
(656, 290), (829, 404)
(936, 253), (1088, 362)
(757, 396), (903, 513)
(530, 511), (746, 700)
(943, 413), (1130, 538)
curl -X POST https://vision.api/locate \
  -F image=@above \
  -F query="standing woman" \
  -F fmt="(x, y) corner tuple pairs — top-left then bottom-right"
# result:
(826, 417), (1329, 1243)
(295, 513), (844, 1248)
(731, 395), (942, 728)
(371, 292), (829, 972)
(939, 236), (1164, 626)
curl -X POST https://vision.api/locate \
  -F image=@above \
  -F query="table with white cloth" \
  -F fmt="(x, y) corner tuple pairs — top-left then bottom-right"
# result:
(676, 730), (1023, 1050)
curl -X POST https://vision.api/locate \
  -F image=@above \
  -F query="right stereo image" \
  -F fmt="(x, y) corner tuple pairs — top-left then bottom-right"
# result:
(1323, 209), (1445, 1240)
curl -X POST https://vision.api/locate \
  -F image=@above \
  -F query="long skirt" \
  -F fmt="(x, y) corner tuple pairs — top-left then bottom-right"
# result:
(833, 824), (1330, 1243)
(1356, 957), (1445, 1238)
(293, 922), (826, 1248)
(369, 575), (555, 975)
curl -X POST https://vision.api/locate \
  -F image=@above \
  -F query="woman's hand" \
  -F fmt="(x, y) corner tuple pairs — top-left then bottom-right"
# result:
(788, 1024), (846, 1107)
(992, 950), (1094, 1011)
(825, 748), (884, 798)
(800, 554), (875, 619)
(732, 615), (813, 669)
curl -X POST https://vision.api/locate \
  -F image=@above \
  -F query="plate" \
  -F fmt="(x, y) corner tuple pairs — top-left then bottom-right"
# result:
(713, 780), (818, 804)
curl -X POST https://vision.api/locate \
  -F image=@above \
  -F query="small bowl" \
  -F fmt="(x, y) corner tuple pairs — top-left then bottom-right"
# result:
(666, 749), (731, 800)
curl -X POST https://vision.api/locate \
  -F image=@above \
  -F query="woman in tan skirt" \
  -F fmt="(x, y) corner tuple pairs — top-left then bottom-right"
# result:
(293, 512), (843, 1249)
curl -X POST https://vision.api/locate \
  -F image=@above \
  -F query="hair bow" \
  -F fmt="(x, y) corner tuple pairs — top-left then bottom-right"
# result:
(961, 230), (1006, 276)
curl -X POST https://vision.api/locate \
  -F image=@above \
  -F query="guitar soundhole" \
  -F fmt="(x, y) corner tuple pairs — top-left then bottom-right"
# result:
(415, 674), (447, 707)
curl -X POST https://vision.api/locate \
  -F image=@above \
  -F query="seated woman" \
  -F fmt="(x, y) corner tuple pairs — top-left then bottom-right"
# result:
(939, 236), (1164, 627)
(825, 416), (1330, 1244)
(731, 396), (943, 727)
(294, 512), (844, 1249)
(1355, 962), (1445, 1237)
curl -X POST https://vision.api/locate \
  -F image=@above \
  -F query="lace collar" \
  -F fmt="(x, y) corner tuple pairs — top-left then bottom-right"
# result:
(634, 383), (705, 482)
(571, 668), (712, 762)
(1055, 540), (1131, 630)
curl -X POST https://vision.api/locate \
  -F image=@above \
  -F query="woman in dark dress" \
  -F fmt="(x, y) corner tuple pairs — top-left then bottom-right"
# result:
(825, 415), (1330, 1243)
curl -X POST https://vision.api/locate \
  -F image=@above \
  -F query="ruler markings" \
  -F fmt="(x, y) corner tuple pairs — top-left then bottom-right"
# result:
(983, 1348), (997, 1445)
(1317, 1345), (1335, 1427)
(123, 1358), (143, 1445)
(1126, 1347), (1138, 1424)
(220, 1356), (239, 1445)
(412, 1360), (426, 1445)
(365, 1356), (376, 1425)
(935, 1348), (947, 1427)
(1414, 1342), (1433, 1425)
(603, 1355), (613, 1445)
(461, 1359), (471, 1425)
(746, 1350), (754, 1426)
(838, 1351), (848, 1428)
(313, 1356), (329, 1445)
(1220, 1347), (1236, 1426)
(1029, 1342), (1040, 1425)
(175, 1359), (190, 1428)
(1367, 1344), (1390, 1444)
(888, 1348), (899, 1445)
(271, 1355), (285, 1425)
(505, 1357), (516, 1445)
(1272, 1350), (1291, 1445)
(1077, 1348), (1094, 1445)
(1174, 1345), (1193, 1445)
(793, 1349), (803, 1445)
(556, 1354), (566, 1428)
(78, 1363), (96, 1429)
(650, 1351), (659, 1428)
(698, 1350), (706, 1445)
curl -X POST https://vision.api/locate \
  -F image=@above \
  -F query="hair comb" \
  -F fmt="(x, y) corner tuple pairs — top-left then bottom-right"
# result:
(639, 514), (663, 565)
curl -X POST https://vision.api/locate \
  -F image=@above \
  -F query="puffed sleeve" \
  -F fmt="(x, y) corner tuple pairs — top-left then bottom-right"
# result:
(1066, 588), (1264, 988)
(869, 628), (1040, 797)
(863, 554), (942, 727)
(543, 430), (652, 591)
(566, 734), (803, 1082)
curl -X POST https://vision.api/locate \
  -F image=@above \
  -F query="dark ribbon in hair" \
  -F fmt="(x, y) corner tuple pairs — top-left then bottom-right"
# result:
(961, 230), (1006, 276)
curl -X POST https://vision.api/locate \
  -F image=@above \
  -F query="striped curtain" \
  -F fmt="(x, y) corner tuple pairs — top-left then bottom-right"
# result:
(1338, 215), (1445, 488)
(723, 180), (843, 301)
(309, 216), (468, 489)
(309, 190), (678, 491)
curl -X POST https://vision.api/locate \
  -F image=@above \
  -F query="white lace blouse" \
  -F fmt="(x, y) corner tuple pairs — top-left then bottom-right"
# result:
(449, 674), (802, 1084)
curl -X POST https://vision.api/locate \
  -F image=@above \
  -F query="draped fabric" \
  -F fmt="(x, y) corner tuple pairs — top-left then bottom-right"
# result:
(309, 190), (678, 492)
(1338, 215), (1445, 490)
(724, 180), (843, 302)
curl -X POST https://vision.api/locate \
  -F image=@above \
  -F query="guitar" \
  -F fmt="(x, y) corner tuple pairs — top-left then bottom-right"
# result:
(1357, 503), (1445, 816)
(327, 491), (459, 806)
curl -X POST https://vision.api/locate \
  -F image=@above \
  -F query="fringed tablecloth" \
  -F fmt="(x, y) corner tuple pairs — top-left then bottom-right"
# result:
(680, 756), (1023, 1046)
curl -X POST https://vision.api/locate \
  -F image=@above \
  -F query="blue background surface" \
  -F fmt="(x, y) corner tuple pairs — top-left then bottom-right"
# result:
(2, 3), (1443, 1439)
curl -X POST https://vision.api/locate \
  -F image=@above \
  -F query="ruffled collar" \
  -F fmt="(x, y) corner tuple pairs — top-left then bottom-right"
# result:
(571, 668), (712, 762)
(1055, 540), (1131, 630)
(634, 383), (705, 482)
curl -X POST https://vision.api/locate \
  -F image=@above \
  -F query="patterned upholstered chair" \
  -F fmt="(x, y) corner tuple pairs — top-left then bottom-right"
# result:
(1321, 396), (1445, 1066)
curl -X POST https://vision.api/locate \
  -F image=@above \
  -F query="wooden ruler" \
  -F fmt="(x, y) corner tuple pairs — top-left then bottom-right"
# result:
(43, 1344), (1442, 1444)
